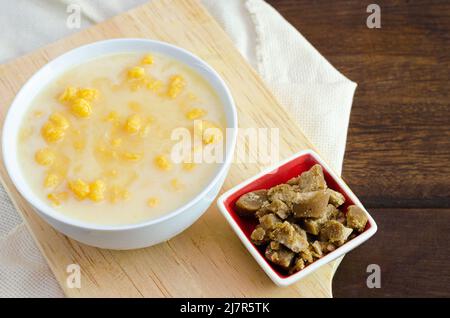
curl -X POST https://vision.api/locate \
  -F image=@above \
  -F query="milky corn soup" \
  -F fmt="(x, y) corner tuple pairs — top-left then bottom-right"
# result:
(18, 52), (226, 225)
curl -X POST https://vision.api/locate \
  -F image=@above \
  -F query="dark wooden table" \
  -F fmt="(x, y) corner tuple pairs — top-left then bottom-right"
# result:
(266, 0), (450, 297)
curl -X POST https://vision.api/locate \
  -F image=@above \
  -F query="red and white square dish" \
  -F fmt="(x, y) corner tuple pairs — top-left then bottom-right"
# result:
(216, 149), (377, 286)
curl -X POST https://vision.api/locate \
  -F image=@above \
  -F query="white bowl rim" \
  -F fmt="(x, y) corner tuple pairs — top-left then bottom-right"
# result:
(216, 149), (378, 286)
(2, 38), (238, 232)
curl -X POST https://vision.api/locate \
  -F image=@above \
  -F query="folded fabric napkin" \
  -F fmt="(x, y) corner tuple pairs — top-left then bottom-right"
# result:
(0, 0), (356, 297)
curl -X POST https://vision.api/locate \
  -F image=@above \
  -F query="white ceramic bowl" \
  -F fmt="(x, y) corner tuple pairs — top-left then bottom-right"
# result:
(2, 39), (237, 250)
(217, 149), (377, 286)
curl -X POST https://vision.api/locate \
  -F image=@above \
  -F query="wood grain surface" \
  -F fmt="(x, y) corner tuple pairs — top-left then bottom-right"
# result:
(266, 0), (450, 297)
(0, 0), (348, 297)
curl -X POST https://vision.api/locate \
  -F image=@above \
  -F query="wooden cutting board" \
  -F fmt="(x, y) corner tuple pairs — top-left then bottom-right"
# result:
(0, 0), (342, 297)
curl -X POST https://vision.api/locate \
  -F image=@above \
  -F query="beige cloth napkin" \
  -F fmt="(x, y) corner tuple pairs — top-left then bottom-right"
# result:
(0, 0), (356, 297)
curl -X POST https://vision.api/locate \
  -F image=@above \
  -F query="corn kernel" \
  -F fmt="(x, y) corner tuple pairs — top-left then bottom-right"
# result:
(59, 87), (77, 103)
(186, 108), (206, 120)
(89, 180), (106, 202)
(147, 197), (159, 207)
(41, 122), (65, 143)
(47, 192), (68, 207)
(167, 75), (186, 98)
(104, 111), (119, 123)
(35, 148), (56, 166)
(70, 98), (92, 118)
(127, 66), (145, 79)
(124, 114), (142, 134)
(141, 54), (154, 65)
(68, 179), (90, 200)
(121, 152), (142, 162)
(49, 112), (70, 130)
(47, 193), (61, 206)
(154, 155), (172, 170)
(110, 138), (122, 148)
(77, 88), (99, 101)
(194, 120), (223, 144)
(146, 79), (163, 92)
(170, 178), (184, 191)
(203, 129), (222, 144)
(44, 173), (61, 188)
(182, 162), (196, 171)
(110, 186), (130, 203)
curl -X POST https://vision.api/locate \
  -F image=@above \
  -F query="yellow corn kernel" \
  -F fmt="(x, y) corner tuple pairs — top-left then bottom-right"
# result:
(146, 79), (163, 92)
(59, 86), (77, 103)
(110, 138), (122, 148)
(124, 114), (142, 134)
(77, 88), (99, 101)
(182, 162), (196, 171)
(89, 180), (106, 202)
(194, 120), (223, 144)
(35, 148), (56, 166)
(47, 193), (61, 206)
(109, 186), (130, 203)
(127, 66), (145, 79)
(154, 155), (172, 171)
(147, 197), (159, 207)
(141, 54), (154, 65)
(128, 101), (142, 112)
(47, 192), (68, 206)
(121, 152), (142, 162)
(170, 178), (184, 191)
(167, 75), (186, 98)
(41, 122), (65, 143)
(68, 179), (90, 200)
(49, 112), (70, 130)
(44, 173), (61, 188)
(203, 129), (222, 144)
(186, 108), (207, 120)
(70, 98), (92, 118)
(104, 111), (119, 124)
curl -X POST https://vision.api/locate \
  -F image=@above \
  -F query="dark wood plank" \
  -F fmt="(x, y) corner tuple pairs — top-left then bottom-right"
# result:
(332, 208), (450, 297)
(266, 0), (450, 208)
(266, 0), (450, 298)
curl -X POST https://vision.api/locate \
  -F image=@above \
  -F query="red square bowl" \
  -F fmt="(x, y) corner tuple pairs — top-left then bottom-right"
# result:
(216, 149), (377, 286)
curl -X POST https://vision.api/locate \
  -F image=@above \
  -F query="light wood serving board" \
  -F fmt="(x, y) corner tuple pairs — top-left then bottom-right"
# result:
(0, 0), (342, 297)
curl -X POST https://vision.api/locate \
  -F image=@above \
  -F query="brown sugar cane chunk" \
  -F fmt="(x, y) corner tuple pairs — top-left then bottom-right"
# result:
(235, 189), (268, 217)
(292, 190), (330, 218)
